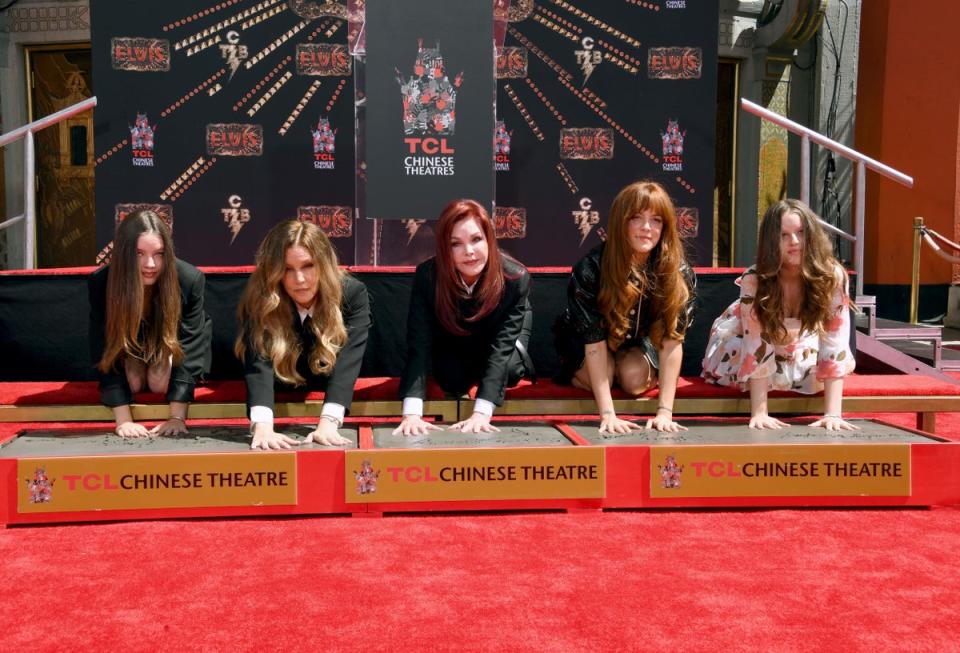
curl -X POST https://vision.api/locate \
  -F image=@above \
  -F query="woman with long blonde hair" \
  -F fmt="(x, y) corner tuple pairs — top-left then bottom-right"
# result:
(702, 199), (857, 430)
(554, 181), (696, 434)
(236, 220), (370, 449)
(88, 210), (212, 438)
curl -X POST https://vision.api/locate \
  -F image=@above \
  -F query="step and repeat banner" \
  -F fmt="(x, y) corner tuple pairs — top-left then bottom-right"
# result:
(92, 0), (717, 266)
(92, 0), (359, 265)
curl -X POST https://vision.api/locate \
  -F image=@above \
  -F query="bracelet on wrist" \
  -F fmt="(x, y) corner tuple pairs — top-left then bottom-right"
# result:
(823, 413), (842, 419)
(657, 406), (673, 414)
(320, 414), (343, 428)
(169, 415), (186, 423)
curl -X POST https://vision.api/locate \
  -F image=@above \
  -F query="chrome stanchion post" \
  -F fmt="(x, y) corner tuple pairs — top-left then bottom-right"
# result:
(910, 216), (923, 325)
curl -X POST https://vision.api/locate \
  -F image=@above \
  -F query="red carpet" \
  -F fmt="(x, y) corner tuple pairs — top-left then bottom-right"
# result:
(2, 508), (959, 650)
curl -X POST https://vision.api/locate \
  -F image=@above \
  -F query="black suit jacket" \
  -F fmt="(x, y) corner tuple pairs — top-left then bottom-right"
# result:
(399, 257), (531, 406)
(242, 274), (370, 412)
(88, 258), (213, 407)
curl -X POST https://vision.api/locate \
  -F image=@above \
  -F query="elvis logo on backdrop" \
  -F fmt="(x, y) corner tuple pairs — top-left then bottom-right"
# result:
(661, 119), (685, 172)
(115, 203), (174, 227)
(560, 128), (614, 160)
(288, 0), (348, 20)
(495, 120), (511, 172)
(222, 195), (251, 244)
(129, 113), (156, 167)
(677, 207), (699, 238)
(574, 37), (602, 86)
(572, 197), (600, 245)
(648, 47), (702, 80)
(297, 43), (352, 76)
(312, 117), (336, 169)
(494, 206), (526, 239)
(111, 37), (170, 72)
(397, 39), (463, 176)
(496, 47), (527, 78)
(298, 205), (353, 238)
(206, 124), (264, 156)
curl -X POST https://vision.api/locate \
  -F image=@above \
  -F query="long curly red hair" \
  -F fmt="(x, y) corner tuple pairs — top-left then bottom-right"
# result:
(598, 181), (690, 350)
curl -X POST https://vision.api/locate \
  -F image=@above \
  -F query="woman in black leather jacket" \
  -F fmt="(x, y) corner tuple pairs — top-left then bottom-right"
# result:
(554, 181), (695, 434)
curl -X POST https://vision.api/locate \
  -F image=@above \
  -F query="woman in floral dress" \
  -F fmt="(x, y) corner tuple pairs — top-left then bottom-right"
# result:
(702, 199), (857, 431)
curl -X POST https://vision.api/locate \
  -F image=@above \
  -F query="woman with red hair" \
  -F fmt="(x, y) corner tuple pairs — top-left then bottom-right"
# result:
(395, 199), (534, 435)
(554, 181), (696, 434)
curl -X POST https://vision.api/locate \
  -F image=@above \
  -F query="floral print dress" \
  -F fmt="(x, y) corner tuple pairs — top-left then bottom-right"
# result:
(701, 267), (855, 394)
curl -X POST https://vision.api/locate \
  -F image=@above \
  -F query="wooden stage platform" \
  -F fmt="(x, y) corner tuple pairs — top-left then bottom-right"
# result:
(3, 418), (958, 526)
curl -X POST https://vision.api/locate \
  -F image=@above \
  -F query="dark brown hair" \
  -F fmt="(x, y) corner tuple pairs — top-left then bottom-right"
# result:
(753, 198), (845, 344)
(98, 210), (183, 373)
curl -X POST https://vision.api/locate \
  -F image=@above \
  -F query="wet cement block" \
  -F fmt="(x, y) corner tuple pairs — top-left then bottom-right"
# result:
(373, 423), (569, 449)
(572, 419), (939, 446)
(0, 424), (359, 457)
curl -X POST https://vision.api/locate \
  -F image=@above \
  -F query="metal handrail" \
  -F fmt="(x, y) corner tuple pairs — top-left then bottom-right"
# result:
(0, 96), (97, 269)
(740, 97), (914, 297)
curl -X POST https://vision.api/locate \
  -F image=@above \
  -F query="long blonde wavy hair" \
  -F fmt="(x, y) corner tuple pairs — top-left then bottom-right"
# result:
(235, 220), (347, 385)
(598, 181), (690, 350)
(753, 199), (845, 345)
(98, 210), (183, 373)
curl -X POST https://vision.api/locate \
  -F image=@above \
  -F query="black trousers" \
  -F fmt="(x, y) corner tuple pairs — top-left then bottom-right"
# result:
(432, 309), (534, 397)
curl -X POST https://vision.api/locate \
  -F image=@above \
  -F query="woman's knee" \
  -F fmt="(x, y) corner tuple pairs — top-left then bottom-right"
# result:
(124, 358), (145, 394)
(571, 349), (615, 391)
(617, 356), (656, 395)
(146, 360), (171, 394)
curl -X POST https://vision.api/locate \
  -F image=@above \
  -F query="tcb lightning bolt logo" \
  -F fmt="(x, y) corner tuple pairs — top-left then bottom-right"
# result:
(219, 31), (248, 80)
(221, 195), (251, 244)
(574, 37), (602, 87)
(572, 197), (600, 245)
(402, 219), (427, 244)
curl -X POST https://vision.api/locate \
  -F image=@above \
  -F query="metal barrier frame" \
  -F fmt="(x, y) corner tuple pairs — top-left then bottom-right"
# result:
(0, 96), (97, 269)
(740, 97), (914, 297)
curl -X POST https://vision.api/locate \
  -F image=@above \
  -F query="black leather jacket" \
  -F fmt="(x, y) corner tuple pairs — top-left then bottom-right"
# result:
(553, 243), (696, 380)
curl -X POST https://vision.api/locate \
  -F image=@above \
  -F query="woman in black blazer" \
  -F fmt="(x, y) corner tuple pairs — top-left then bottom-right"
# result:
(395, 199), (534, 436)
(88, 210), (212, 438)
(235, 220), (370, 450)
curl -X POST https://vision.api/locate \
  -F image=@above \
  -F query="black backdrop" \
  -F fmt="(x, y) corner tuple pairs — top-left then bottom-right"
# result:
(91, 0), (717, 267)
(92, 0), (359, 264)
(0, 269), (740, 382)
